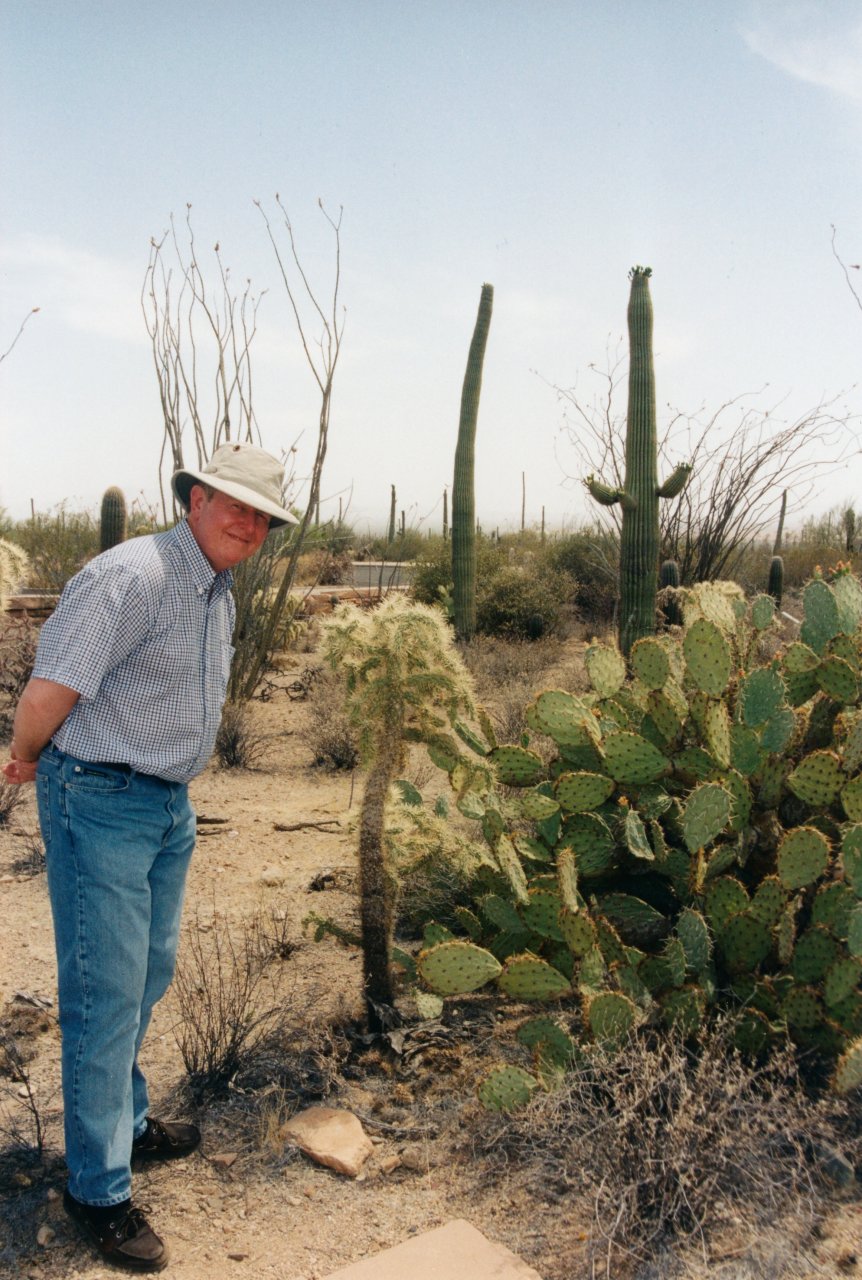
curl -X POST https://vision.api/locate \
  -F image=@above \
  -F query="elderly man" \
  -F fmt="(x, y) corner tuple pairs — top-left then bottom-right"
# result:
(3, 443), (296, 1271)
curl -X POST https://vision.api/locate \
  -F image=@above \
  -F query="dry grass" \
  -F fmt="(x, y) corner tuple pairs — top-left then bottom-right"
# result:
(213, 699), (271, 770)
(472, 1024), (861, 1278)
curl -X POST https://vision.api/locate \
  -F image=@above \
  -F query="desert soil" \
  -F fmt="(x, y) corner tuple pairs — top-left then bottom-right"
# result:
(1, 641), (860, 1280)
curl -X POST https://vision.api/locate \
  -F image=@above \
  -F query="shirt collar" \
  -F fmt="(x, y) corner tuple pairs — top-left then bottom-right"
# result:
(174, 519), (234, 596)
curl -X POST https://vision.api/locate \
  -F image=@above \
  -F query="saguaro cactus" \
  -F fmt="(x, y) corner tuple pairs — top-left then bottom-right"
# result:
(585, 268), (691, 655)
(452, 283), (493, 641)
(99, 486), (127, 552)
(768, 554), (784, 609)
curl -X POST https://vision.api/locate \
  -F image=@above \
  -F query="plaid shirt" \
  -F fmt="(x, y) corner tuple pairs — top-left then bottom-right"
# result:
(33, 521), (235, 783)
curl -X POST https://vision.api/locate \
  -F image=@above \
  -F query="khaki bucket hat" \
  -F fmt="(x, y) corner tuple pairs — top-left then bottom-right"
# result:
(171, 443), (297, 528)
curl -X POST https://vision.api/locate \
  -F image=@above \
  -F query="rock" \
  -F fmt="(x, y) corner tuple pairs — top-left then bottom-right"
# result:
(399, 1144), (433, 1173)
(379, 1155), (401, 1175)
(210, 1152), (239, 1169)
(36, 1225), (55, 1247)
(280, 1108), (374, 1177)
(258, 865), (286, 886)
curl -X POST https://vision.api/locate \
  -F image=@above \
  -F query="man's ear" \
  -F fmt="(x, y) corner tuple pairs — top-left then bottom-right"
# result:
(188, 484), (208, 517)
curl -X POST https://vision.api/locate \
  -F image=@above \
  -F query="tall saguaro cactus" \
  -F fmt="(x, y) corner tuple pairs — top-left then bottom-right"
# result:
(586, 268), (691, 655)
(452, 283), (493, 641)
(99, 486), (127, 552)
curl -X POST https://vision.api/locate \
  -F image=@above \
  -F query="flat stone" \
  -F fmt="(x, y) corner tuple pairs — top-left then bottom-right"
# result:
(321, 1219), (543, 1280)
(281, 1108), (374, 1177)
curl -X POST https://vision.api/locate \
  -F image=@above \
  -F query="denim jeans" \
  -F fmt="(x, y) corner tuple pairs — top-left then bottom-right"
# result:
(36, 745), (196, 1206)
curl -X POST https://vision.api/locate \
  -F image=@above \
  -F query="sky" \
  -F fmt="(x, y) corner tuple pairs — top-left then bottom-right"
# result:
(1, 0), (861, 540)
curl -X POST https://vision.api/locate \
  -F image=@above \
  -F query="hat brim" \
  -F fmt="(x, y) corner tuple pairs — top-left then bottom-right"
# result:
(171, 469), (298, 528)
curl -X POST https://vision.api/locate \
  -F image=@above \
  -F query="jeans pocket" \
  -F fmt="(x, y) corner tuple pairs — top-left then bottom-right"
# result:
(65, 765), (131, 795)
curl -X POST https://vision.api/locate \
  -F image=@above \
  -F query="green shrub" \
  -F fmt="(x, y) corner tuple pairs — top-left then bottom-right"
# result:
(8, 506), (99, 592)
(476, 564), (574, 640)
(545, 525), (619, 622)
(411, 535), (505, 610)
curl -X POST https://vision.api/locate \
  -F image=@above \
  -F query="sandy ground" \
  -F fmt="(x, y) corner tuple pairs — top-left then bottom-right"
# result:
(1, 644), (860, 1280)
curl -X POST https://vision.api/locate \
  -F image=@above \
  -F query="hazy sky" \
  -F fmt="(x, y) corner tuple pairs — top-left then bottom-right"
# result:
(1, 0), (861, 537)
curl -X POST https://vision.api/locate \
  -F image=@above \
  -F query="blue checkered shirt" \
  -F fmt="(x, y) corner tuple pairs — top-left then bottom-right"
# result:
(33, 521), (236, 783)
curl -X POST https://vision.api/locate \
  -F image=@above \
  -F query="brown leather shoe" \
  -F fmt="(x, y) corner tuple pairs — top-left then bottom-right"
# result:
(132, 1116), (201, 1161)
(63, 1189), (168, 1271)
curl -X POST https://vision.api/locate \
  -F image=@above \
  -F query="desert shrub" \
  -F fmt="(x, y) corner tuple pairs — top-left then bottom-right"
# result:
(298, 667), (359, 770)
(214, 700), (269, 769)
(477, 1025), (861, 1266)
(366, 527), (426, 562)
(301, 546), (354, 586)
(0, 781), (26, 828)
(8, 506), (99, 591)
(476, 563), (574, 639)
(411, 535), (505, 610)
(544, 525), (619, 622)
(0, 618), (37, 739)
(388, 801), (488, 937)
(171, 906), (296, 1096)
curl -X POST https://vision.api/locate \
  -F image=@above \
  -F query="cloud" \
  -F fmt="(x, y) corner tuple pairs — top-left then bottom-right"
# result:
(0, 236), (145, 345)
(741, 2), (862, 102)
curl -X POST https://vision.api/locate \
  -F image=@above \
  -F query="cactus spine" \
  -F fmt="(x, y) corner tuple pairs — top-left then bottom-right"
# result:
(585, 269), (691, 655)
(99, 486), (127, 552)
(452, 283), (493, 641)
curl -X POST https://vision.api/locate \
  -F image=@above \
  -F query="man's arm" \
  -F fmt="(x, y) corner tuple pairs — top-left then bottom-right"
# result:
(2, 677), (81, 784)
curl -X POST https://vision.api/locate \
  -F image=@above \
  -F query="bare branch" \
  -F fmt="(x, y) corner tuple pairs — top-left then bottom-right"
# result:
(0, 308), (40, 366)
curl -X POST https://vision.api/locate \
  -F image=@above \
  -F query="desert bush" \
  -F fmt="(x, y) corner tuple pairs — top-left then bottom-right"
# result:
(8, 506), (99, 591)
(298, 667), (359, 770)
(388, 800), (488, 938)
(366, 527), (426, 562)
(544, 525), (619, 623)
(478, 1025), (861, 1266)
(0, 782), (26, 829)
(214, 700), (269, 769)
(0, 618), (37, 741)
(171, 906), (296, 1095)
(411, 534), (505, 610)
(475, 563), (575, 640)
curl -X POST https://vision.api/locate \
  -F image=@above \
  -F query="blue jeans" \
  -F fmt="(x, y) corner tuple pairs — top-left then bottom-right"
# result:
(36, 746), (196, 1206)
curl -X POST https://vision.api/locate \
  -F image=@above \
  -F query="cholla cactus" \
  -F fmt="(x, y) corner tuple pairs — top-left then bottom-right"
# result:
(0, 538), (28, 611)
(321, 597), (479, 1028)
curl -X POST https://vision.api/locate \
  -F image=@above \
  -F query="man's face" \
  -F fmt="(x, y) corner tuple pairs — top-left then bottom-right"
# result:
(188, 486), (271, 572)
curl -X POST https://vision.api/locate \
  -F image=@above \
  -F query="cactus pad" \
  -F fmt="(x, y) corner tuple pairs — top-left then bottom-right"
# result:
(516, 1015), (576, 1068)
(559, 907), (597, 956)
(750, 876), (787, 929)
(800, 579), (841, 654)
(682, 782), (733, 852)
(623, 807), (655, 860)
(739, 668), (786, 729)
(646, 690), (684, 744)
(811, 882), (855, 938)
(586, 991), (638, 1044)
(777, 826), (831, 891)
(602, 731), (669, 784)
(791, 926), (839, 983)
(832, 1038), (862, 1094)
(480, 894), (523, 933)
(631, 637), (671, 689)
(704, 876), (749, 931)
(719, 912), (772, 973)
(674, 747), (719, 781)
(701, 699), (731, 768)
(684, 618), (732, 696)
(418, 940), (503, 995)
(556, 846), (580, 914)
(675, 908), (712, 973)
(517, 790), (561, 822)
(493, 833), (530, 905)
(527, 689), (600, 748)
(477, 1064), (540, 1111)
(823, 957), (862, 1008)
(842, 825), (862, 896)
(816, 656), (859, 704)
(840, 776), (862, 823)
(585, 642), (627, 698)
(594, 893), (668, 947)
(850, 905), (862, 958)
(498, 953), (572, 1001)
(521, 888), (565, 941)
(491, 745), (545, 787)
(659, 985), (705, 1036)
(560, 812), (616, 876)
(730, 725), (763, 777)
(760, 708), (796, 755)
(780, 985), (824, 1030)
(555, 771), (615, 813)
(750, 594), (776, 630)
(787, 751), (844, 807)
(732, 1007), (774, 1056)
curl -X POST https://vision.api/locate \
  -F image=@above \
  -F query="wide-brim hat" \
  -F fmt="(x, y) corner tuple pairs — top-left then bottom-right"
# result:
(171, 442), (298, 528)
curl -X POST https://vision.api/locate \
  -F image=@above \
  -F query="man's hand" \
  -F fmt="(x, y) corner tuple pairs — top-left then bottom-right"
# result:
(3, 752), (38, 785)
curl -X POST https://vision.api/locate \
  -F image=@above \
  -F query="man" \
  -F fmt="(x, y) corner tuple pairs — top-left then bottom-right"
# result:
(3, 443), (296, 1272)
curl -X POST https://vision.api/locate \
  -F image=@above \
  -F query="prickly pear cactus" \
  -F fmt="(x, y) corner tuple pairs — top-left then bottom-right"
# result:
(415, 567), (862, 1104)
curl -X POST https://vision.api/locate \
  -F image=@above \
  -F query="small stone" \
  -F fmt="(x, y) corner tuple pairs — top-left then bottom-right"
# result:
(210, 1152), (239, 1169)
(399, 1144), (433, 1173)
(302, 1186), (316, 1199)
(46, 1189), (60, 1203)
(285, 1195), (301, 1206)
(379, 1155), (401, 1174)
(36, 1225), (55, 1247)
(258, 865), (286, 886)
(280, 1108), (374, 1178)
(227, 1253), (248, 1261)
(13, 1172), (32, 1187)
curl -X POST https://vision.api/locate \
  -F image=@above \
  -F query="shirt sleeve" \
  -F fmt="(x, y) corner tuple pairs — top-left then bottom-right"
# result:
(33, 562), (154, 699)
